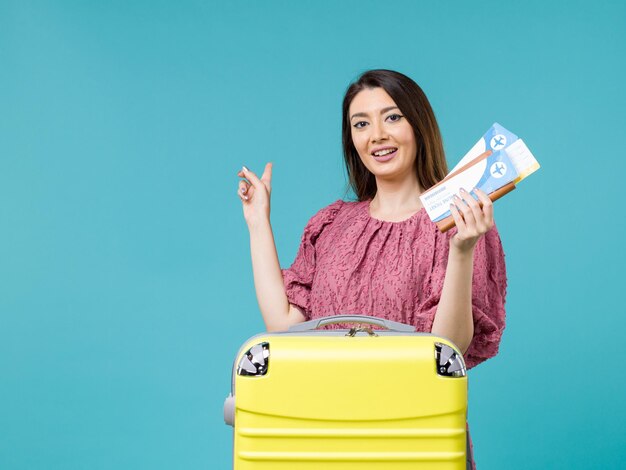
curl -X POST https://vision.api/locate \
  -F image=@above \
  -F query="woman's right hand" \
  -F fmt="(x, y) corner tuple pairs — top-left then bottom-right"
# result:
(237, 163), (273, 228)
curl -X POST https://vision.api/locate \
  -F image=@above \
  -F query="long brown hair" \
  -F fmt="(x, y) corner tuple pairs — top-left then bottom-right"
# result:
(341, 69), (448, 201)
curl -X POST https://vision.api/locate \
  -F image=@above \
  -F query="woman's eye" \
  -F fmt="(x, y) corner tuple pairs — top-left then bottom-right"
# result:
(353, 121), (368, 129)
(387, 113), (403, 122)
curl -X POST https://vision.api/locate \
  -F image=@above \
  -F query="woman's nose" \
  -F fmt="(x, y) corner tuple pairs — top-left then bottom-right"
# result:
(370, 120), (388, 142)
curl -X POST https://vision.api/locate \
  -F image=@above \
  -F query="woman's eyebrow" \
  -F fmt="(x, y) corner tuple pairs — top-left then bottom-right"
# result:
(350, 106), (399, 121)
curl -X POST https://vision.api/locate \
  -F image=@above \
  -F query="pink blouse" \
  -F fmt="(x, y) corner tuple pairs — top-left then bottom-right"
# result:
(282, 199), (507, 369)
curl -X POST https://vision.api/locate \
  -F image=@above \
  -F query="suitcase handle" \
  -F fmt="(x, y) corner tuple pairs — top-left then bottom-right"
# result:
(287, 315), (416, 332)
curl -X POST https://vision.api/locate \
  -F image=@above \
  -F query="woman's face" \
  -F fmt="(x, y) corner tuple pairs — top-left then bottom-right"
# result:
(349, 87), (417, 180)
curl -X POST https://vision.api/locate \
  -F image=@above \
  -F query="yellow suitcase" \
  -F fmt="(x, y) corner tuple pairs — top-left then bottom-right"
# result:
(224, 315), (468, 469)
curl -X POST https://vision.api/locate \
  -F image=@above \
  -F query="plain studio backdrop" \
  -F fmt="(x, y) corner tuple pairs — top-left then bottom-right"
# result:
(1, 1), (624, 468)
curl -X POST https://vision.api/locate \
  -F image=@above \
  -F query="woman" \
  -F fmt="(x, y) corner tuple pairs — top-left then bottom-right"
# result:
(236, 69), (507, 469)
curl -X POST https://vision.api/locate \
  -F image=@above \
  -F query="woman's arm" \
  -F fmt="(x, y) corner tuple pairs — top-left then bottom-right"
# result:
(431, 246), (475, 353)
(430, 188), (494, 354)
(238, 164), (306, 332)
(248, 218), (307, 331)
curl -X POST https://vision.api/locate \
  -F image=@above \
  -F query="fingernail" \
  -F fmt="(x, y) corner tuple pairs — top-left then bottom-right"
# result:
(242, 165), (249, 172)
(241, 187), (247, 194)
(460, 188), (467, 193)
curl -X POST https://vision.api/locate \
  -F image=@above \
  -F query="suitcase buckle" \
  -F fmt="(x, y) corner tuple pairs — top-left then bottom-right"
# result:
(346, 326), (378, 337)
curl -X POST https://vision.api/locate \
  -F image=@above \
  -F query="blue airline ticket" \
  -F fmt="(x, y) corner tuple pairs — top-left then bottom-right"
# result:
(422, 144), (520, 222)
(419, 122), (539, 223)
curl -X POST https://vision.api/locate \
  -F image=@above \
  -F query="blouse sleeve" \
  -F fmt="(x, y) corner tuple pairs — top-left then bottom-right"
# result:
(463, 225), (508, 369)
(415, 224), (507, 370)
(281, 200), (344, 320)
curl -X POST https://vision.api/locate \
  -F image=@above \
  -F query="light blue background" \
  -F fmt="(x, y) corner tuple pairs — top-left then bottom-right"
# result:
(1, 1), (624, 468)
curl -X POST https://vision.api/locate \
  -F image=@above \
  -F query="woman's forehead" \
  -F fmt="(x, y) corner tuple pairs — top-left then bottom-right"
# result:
(349, 87), (398, 116)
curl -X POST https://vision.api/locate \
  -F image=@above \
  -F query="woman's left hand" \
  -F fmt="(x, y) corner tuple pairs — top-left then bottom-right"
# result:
(449, 187), (494, 253)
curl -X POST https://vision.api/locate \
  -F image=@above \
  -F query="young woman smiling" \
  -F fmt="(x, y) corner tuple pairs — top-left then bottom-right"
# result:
(236, 69), (507, 469)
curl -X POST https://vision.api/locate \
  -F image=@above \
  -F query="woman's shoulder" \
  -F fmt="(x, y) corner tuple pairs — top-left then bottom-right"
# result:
(310, 199), (362, 219)
(304, 199), (364, 231)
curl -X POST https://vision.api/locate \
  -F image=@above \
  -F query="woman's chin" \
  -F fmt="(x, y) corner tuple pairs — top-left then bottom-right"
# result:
(370, 164), (409, 180)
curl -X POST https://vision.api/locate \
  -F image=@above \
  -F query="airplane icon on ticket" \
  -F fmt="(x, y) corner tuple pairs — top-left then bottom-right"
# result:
(490, 162), (507, 178)
(490, 135), (507, 150)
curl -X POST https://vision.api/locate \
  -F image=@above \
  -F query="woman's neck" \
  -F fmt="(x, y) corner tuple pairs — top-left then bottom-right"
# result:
(369, 175), (424, 219)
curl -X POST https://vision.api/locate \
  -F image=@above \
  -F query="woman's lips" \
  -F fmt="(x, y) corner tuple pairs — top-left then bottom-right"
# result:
(373, 149), (398, 162)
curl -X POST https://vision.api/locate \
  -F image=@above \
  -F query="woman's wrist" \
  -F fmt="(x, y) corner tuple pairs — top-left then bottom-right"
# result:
(448, 241), (475, 260)
(247, 215), (272, 233)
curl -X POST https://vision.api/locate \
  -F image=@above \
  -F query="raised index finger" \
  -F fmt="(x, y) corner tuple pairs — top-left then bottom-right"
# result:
(261, 162), (273, 182)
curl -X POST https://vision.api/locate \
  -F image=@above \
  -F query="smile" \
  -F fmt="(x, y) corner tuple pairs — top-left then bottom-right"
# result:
(372, 147), (398, 162)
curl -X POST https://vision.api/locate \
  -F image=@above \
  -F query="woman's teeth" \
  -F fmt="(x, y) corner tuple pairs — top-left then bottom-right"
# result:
(373, 148), (397, 156)
(372, 148), (398, 162)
